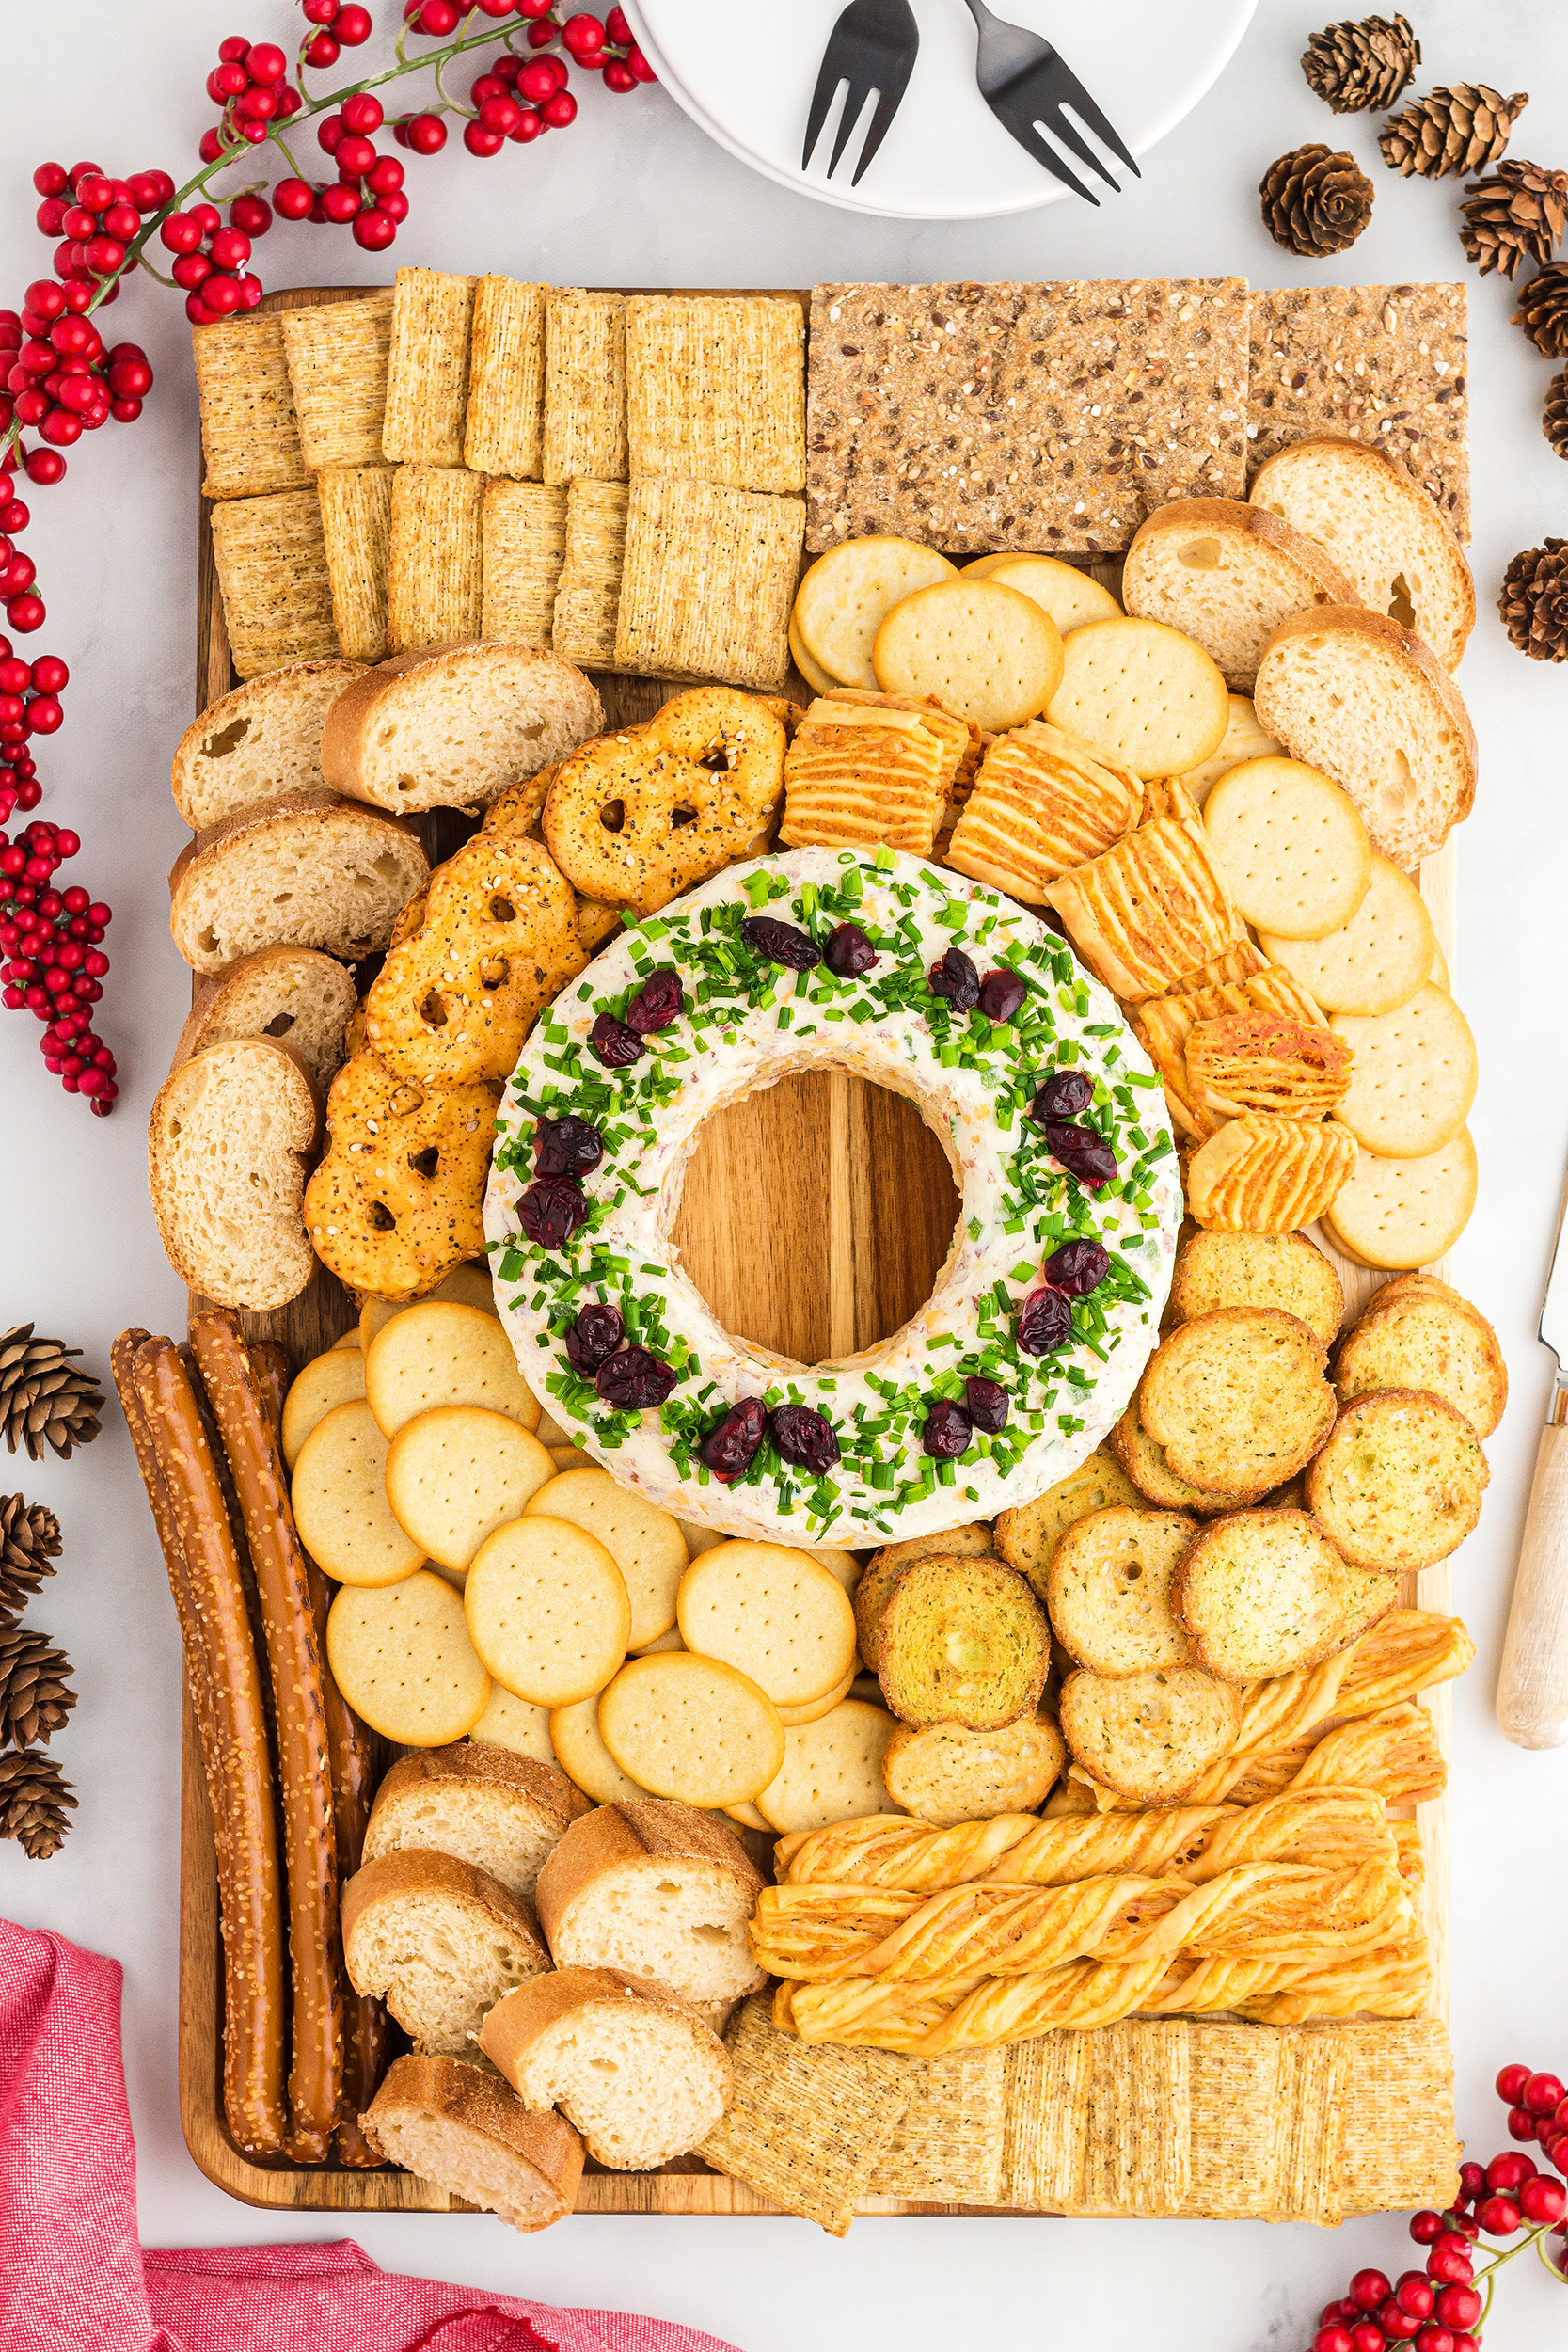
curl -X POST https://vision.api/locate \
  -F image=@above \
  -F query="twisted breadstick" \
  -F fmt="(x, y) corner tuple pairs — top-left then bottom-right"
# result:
(1099, 1857), (1411, 1964)
(1183, 1788), (1394, 1882)
(1237, 1936), (1433, 2025)
(751, 1874), (1190, 1984)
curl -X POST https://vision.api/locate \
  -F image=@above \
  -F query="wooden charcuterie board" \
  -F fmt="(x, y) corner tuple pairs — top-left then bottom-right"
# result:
(177, 284), (1458, 2214)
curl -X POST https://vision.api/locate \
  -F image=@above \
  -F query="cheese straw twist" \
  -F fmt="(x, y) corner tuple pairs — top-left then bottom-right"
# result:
(1236, 1936), (1433, 2026)
(751, 1874), (1191, 1984)
(1097, 1857), (1411, 1963)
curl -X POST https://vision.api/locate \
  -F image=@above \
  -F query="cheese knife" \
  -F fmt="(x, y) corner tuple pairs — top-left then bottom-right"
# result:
(1497, 1182), (1568, 1746)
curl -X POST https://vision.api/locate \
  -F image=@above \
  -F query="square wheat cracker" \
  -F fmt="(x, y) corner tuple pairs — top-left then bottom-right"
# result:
(483, 479), (568, 645)
(465, 276), (547, 479)
(192, 313), (309, 501)
(210, 487), (339, 679)
(551, 479), (628, 668)
(388, 465), (484, 654)
(626, 294), (806, 493)
(544, 290), (627, 485)
(318, 465), (394, 664)
(615, 478), (803, 691)
(281, 292), (394, 471)
(383, 266), (475, 468)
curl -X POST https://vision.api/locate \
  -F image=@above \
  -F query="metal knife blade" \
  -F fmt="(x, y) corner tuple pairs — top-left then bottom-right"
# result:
(1540, 1178), (1568, 1379)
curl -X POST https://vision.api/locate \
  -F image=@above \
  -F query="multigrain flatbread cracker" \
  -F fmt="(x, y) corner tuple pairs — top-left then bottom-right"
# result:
(192, 312), (309, 500)
(281, 291), (395, 470)
(464, 276), (547, 479)
(551, 479), (628, 668)
(383, 265), (474, 468)
(1044, 814), (1244, 1001)
(210, 486), (339, 678)
(615, 478), (804, 689)
(317, 463), (394, 663)
(945, 721), (1143, 899)
(482, 479), (568, 646)
(327, 1569), (491, 1747)
(544, 289), (627, 485)
(1186, 1113), (1358, 1234)
(626, 294), (806, 492)
(1248, 283), (1470, 543)
(387, 465), (484, 653)
(1323, 1128), (1477, 1270)
(872, 578), (1063, 733)
(794, 538), (957, 690)
(807, 278), (1251, 554)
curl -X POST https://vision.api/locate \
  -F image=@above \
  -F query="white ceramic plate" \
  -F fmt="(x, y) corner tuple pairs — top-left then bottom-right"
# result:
(632, 0), (1259, 221)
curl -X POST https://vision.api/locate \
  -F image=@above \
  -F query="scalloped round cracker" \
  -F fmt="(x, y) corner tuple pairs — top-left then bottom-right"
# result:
(754, 1699), (901, 1835)
(1203, 755), (1370, 939)
(1046, 615), (1228, 780)
(1259, 853), (1433, 1016)
(385, 1406), (555, 1571)
(677, 1540), (856, 1709)
(968, 553), (1122, 635)
(326, 1569), (490, 1746)
(468, 1684), (557, 1765)
(549, 1694), (652, 1805)
(794, 536), (957, 690)
(465, 1516), (630, 1707)
(873, 578), (1063, 733)
(598, 1653), (784, 1807)
(1323, 1129), (1477, 1271)
(282, 1346), (367, 1472)
(1330, 984), (1477, 1160)
(293, 1399), (424, 1588)
(365, 1300), (543, 1439)
(524, 1467), (688, 1652)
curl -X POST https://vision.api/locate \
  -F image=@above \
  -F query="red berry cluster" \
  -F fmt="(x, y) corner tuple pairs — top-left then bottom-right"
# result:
(0, 642), (66, 821)
(272, 91), (409, 250)
(160, 200), (267, 326)
(4, 280), (154, 468)
(0, 819), (116, 1114)
(199, 35), (306, 163)
(299, 0), (375, 72)
(31, 160), (174, 302)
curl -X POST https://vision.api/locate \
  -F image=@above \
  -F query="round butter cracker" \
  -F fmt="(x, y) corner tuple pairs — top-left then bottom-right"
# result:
(1259, 853), (1433, 1016)
(292, 1399), (423, 1588)
(598, 1652), (784, 1808)
(1330, 984), (1477, 1160)
(968, 552), (1122, 635)
(465, 1515), (630, 1707)
(794, 536), (957, 690)
(365, 1299), (543, 1439)
(873, 578), (1063, 733)
(326, 1568), (490, 1746)
(754, 1699), (901, 1835)
(282, 1346), (367, 1472)
(549, 1693), (653, 1805)
(1323, 1128), (1477, 1270)
(1047, 615), (1228, 779)
(1203, 755), (1370, 939)
(385, 1405), (555, 1571)
(467, 1684), (557, 1765)
(677, 1539), (857, 1710)
(525, 1467), (687, 1653)
(360, 1261), (499, 1351)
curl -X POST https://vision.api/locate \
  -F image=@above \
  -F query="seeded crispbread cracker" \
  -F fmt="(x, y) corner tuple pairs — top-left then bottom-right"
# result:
(281, 291), (395, 470)
(383, 266), (475, 469)
(1248, 284), (1469, 543)
(807, 278), (1250, 556)
(551, 479), (628, 668)
(464, 275), (547, 479)
(318, 464), (394, 663)
(626, 293), (806, 493)
(544, 289), (627, 485)
(481, 478), (567, 647)
(210, 486), (339, 678)
(193, 312), (309, 501)
(388, 465), (485, 654)
(615, 478), (805, 690)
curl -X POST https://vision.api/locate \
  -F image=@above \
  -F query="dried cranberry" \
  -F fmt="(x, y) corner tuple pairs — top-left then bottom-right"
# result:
(927, 945), (979, 1010)
(1043, 1239), (1110, 1295)
(700, 1397), (767, 1483)
(1045, 1120), (1118, 1189)
(595, 1346), (678, 1410)
(923, 1398), (972, 1458)
(740, 914), (820, 970)
(518, 1175), (588, 1252)
(1017, 1285), (1073, 1357)
(590, 1009), (643, 1067)
(978, 968), (1026, 1024)
(626, 968), (683, 1034)
(565, 1301), (624, 1373)
(770, 1403), (840, 1472)
(824, 919), (879, 977)
(534, 1112), (603, 1177)
(964, 1375), (1010, 1433)
(1028, 1068), (1093, 1124)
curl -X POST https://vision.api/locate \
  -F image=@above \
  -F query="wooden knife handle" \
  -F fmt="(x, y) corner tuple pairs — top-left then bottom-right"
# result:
(1497, 1406), (1568, 1749)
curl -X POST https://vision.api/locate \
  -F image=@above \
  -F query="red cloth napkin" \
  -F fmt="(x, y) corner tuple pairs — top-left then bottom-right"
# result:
(0, 1920), (746, 2352)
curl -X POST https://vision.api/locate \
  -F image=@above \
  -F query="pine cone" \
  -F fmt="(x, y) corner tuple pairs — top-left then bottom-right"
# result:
(1514, 262), (1568, 356)
(0, 1494), (61, 1622)
(0, 1627), (74, 1750)
(1500, 541), (1568, 660)
(1544, 373), (1568, 460)
(1379, 85), (1528, 180)
(1260, 144), (1375, 256)
(0, 1327), (103, 1463)
(0, 1748), (76, 1859)
(1301, 13), (1420, 113)
(1460, 160), (1568, 279)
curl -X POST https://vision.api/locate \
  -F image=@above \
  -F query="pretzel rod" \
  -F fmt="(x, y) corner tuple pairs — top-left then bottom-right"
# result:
(191, 1312), (341, 2164)
(131, 1336), (286, 2158)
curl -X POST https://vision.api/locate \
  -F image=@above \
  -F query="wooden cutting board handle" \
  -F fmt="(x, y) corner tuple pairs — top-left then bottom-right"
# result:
(1497, 1394), (1568, 1749)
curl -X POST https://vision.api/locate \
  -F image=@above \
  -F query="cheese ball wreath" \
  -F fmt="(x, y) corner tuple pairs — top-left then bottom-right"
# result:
(485, 849), (1180, 1546)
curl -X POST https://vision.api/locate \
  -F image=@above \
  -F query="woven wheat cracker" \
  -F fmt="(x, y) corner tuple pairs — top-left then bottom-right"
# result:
(326, 1568), (490, 1747)
(1323, 1130), (1477, 1269)
(1331, 985), (1477, 1160)
(292, 1397), (423, 1588)
(865, 2047), (1007, 2204)
(615, 477), (803, 691)
(551, 479), (628, 668)
(544, 290), (626, 485)
(388, 465), (485, 653)
(482, 479), (568, 645)
(384, 1405), (555, 1572)
(946, 723), (1143, 900)
(365, 1301), (542, 1440)
(317, 464), (394, 663)
(464, 276), (546, 478)
(598, 1652), (785, 1809)
(626, 294), (806, 493)
(1044, 814), (1244, 1001)
(210, 488), (339, 678)
(383, 266), (474, 468)
(755, 1699), (901, 1835)
(1047, 616), (1228, 779)
(192, 312), (309, 501)
(1203, 755), (1370, 939)
(1187, 1115), (1358, 1234)
(526, 1468), (688, 1654)
(873, 579), (1062, 734)
(465, 1516), (630, 1707)
(280, 1345), (367, 1472)
(701, 1994), (913, 2233)
(678, 1541), (857, 1712)
(793, 537), (957, 690)
(281, 292), (394, 470)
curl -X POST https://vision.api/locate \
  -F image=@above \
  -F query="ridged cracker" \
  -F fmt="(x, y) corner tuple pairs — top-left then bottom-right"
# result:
(210, 487), (339, 678)
(615, 478), (804, 690)
(551, 479), (628, 667)
(383, 266), (475, 468)
(626, 294), (806, 492)
(388, 465), (484, 654)
(318, 464), (394, 663)
(1045, 813), (1244, 1001)
(281, 292), (394, 470)
(193, 313), (309, 501)
(543, 290), (627, 485)
(482, 479), (568, 645)
(464, 276), (547, 479)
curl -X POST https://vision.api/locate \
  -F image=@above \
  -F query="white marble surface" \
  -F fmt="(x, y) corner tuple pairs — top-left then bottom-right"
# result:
(2, 2), (1566, 2344)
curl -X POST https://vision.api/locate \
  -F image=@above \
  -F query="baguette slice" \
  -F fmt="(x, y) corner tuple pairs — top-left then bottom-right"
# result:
(170, 657), (367, 828)
(534, 1798), (766, 2008)
(1253, 608), (1476, 870)
(362, 1742), (589, 1901)
(341, 1848), (549, 2054)
(1249, 435), (1475, 673)
(171, 945), (359, 1097)
(1122, 498), (1358, 692)
(362, 2054), (582, 2231)
(148, 1038), (319, 1310)
(320, 640), (604, 814)
(168, 790), (430, 974)
(481, 1965), (731, 2170)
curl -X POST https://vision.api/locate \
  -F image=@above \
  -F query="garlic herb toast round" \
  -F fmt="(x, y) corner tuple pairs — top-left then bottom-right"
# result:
(1170, 1230), (1344, 1348)
(1046, 1506), (1198, 1676)
(880, 1711), (1067, 1826)
(1139, 1309), (1335, 1499)
(1335, 1289), (1507, 1440)
(876, 1555), (1049, 1730)
(1171, 1509), (1396, 1684)
(1058, 1663), (1242, 1804)
(1110, 1399), (1243, 1514)
(994, 1447), (1142, 1601)
(1305, 1389), (1489, 1572)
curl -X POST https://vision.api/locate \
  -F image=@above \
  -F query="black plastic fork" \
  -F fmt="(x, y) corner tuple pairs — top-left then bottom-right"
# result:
(963, 0), (1140, 205)
(802, 0), (920, 185)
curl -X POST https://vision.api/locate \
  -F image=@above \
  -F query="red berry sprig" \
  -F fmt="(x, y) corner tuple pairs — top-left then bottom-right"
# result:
(0, 819), (116, 1115)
